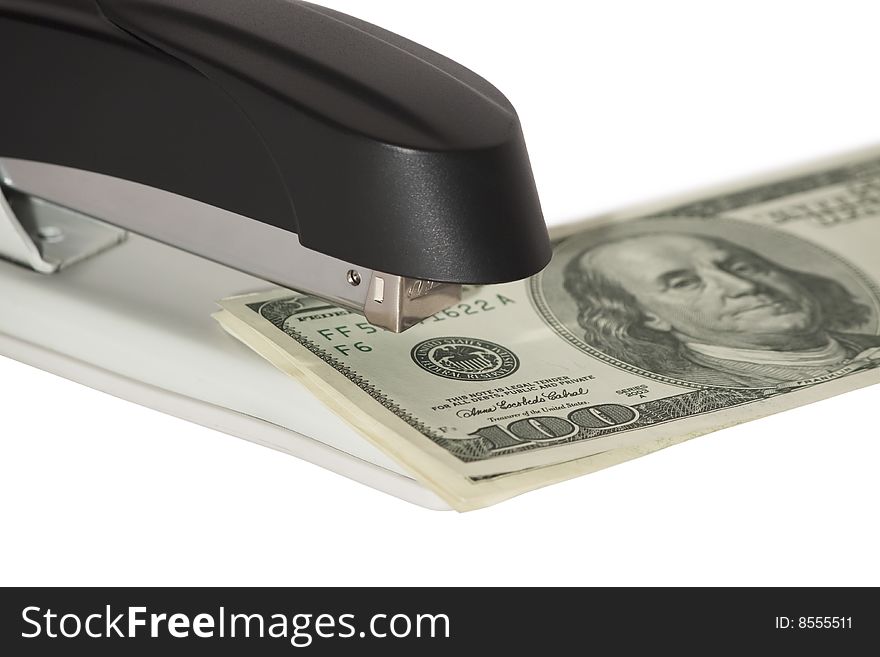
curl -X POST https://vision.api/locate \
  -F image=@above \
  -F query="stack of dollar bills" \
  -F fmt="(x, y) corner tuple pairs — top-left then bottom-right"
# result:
(215, 149), (880, 510)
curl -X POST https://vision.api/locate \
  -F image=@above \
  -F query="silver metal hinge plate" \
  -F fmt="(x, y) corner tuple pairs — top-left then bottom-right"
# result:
(0, 158), (460, 332)
(0, 184), (127, 273)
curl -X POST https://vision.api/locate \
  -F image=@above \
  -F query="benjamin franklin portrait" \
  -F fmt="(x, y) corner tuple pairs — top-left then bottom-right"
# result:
(532, 218), (880, 389)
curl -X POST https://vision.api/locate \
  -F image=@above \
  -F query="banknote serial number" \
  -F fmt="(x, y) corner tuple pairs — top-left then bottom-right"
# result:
(421, 295), (517, 324)
(774, 617), (852, 630)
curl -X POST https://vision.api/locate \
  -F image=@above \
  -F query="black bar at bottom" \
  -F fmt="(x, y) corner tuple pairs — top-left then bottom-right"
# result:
(0, 587), (874, 655)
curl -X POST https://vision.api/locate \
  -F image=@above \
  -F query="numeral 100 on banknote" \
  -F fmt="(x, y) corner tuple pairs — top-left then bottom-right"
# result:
(468, 403), (638, 450)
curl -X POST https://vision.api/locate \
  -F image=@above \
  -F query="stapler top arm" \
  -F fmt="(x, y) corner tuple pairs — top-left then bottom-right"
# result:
(0, 0), (551, 331)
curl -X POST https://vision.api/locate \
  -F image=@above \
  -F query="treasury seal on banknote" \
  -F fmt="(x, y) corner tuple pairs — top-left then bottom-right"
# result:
(411, 337), (520, 381)
(530, 217), (880, 390)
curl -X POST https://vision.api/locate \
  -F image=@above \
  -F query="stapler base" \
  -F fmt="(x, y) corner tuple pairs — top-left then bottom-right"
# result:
(0, 231), (450, 510)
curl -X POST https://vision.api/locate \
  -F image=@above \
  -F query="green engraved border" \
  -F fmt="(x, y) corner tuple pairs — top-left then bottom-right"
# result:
(655, 157), (880, 217)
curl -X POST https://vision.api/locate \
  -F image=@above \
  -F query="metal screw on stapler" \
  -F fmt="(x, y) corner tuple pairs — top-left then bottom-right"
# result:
(0, 0), (552, 332)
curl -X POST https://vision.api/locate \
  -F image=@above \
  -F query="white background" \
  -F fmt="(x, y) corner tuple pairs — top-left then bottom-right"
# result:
(2, 0), (879, 586)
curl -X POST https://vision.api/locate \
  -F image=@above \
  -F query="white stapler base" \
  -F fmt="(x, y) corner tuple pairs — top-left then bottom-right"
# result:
(0, 233), (450, 511)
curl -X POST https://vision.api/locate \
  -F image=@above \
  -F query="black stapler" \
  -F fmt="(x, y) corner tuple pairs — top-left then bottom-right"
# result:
(0, 0), (551, 508)
(0, 0), (550, 332)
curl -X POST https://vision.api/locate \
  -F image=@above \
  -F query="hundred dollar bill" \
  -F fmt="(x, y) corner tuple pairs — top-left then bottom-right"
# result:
(215, 148), (880, 510)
